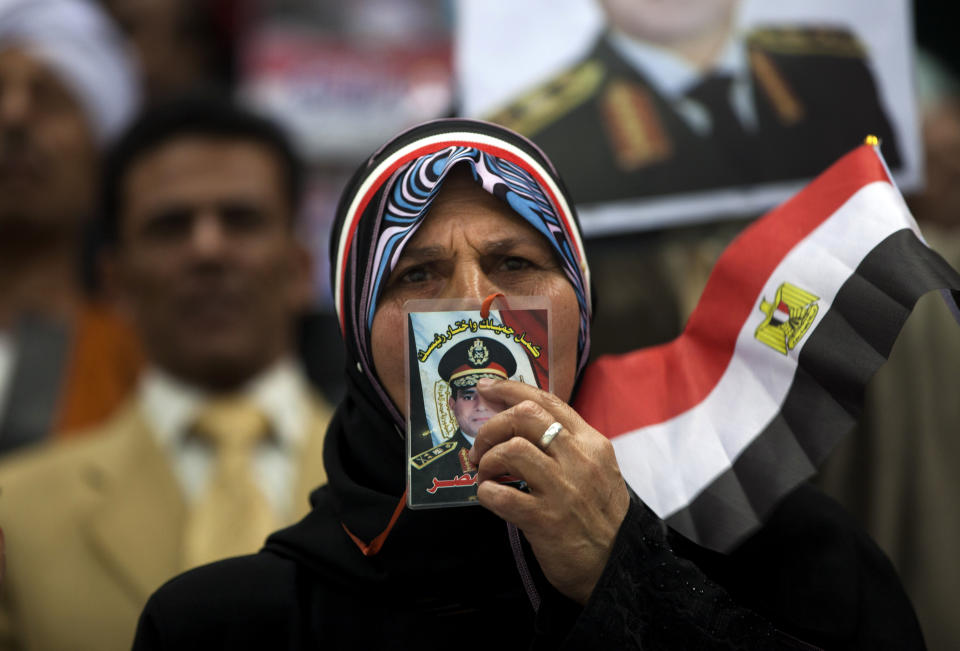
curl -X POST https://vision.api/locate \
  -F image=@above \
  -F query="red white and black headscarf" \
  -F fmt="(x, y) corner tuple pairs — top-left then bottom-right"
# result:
(329, 118), (592, 425)
(297, 119), (596, 555)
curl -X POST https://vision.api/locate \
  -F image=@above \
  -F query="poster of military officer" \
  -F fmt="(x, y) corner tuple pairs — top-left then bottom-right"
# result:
(405, 302), (549, 508)
(459, 0), (919, 233)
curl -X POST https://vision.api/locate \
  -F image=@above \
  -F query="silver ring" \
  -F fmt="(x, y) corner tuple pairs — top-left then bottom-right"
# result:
(539, 422), (563, 450)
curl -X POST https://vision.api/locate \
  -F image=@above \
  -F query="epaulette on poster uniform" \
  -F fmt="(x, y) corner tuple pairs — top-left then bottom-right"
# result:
(743, 25), (868, 126)
(746, 26), (867, 58)
(488, 60), (605, 136)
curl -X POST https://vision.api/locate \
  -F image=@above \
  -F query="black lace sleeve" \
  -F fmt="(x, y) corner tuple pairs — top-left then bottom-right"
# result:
(532, 493), (820, 650)
(531, 483), (924, 650)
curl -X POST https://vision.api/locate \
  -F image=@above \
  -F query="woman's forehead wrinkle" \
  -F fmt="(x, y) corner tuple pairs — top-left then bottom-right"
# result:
(481, 235), (551, 255)
(401, 224), (550, 266)
(395, 244), (449, 264)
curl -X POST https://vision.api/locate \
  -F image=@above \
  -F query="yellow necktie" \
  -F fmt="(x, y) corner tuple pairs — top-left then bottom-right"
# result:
(182, 398), (279, 569)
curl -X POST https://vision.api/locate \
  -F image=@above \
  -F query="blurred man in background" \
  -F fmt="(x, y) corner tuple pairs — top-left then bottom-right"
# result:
(0, 94), (332, 651)
(0, 0), (143, 455)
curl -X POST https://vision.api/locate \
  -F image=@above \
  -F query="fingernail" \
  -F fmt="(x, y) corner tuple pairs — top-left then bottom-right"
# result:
(477, 378), (495, 389)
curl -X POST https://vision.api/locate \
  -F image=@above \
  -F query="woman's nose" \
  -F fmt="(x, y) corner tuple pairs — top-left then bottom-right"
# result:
(444, 260), (499, 301)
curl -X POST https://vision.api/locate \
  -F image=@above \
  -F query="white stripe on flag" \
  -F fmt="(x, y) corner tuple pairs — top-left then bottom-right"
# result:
(611, 181), (916, 519)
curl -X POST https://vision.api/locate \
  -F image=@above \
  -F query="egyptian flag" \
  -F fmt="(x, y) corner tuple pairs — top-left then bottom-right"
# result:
(574, 141), (960, 553)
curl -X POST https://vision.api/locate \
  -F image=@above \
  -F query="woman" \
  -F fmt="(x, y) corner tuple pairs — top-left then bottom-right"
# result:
(133, 119), (922, 649)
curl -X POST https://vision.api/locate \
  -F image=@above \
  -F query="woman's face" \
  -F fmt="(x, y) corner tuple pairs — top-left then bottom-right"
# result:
(371, 170), (581, 414)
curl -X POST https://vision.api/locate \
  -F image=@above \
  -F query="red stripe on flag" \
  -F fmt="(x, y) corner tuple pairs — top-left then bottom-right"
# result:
(574, 145), (890, 437)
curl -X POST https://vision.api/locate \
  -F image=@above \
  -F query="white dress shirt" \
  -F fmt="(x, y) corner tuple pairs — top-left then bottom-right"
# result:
(607, 29), (759, 135)
(139, 359), (312, 521)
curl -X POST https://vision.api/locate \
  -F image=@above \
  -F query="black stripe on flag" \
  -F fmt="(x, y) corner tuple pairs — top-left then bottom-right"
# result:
(667, 230), (960, 552)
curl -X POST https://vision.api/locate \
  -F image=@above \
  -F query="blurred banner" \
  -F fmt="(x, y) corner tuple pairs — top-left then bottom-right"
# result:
(241, 26), (452, 162)
(240, 0), (453, 306)
(457, 0), (921, 235)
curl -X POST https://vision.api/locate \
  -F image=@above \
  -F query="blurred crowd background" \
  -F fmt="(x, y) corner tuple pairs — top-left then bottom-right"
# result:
(0, 0), (958, 649)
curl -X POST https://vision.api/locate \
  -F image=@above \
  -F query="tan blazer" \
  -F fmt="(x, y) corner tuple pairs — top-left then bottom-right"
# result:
(0, 397), (331, 651)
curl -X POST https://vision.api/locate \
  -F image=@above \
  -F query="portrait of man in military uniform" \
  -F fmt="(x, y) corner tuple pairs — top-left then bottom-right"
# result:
(409, 336), (518, 506)
(485, 0), (904, 211)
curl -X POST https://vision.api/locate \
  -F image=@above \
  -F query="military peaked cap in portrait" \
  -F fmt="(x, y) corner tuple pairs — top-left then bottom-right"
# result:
(438, 337), (517, 390)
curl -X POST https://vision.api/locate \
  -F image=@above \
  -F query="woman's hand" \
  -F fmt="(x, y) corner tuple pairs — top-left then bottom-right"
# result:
(468, 378), (630, 605)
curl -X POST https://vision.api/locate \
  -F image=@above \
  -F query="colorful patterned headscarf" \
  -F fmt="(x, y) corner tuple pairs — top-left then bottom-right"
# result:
(330, 119), (592, 424)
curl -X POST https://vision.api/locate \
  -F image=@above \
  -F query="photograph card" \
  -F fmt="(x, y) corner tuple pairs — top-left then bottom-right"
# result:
(405, 297), (551, 508)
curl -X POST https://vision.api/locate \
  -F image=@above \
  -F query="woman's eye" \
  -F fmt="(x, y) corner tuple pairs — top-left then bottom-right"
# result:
(399, 266), (430, 283)
(501, 257), (532, 272)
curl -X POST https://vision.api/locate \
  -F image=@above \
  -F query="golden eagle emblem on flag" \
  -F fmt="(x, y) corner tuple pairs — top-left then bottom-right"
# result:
(755, 282), (820, 354)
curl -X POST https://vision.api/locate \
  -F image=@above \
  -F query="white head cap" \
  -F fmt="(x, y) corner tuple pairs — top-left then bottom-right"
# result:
(0, 0), (141, 144)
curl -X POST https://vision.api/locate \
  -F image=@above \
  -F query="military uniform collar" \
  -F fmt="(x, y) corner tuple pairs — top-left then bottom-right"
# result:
(607, 29), (749, 98)
(606, 30), (757, 133)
